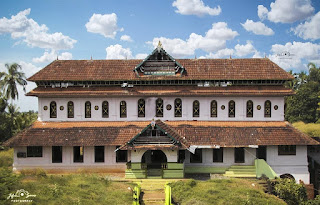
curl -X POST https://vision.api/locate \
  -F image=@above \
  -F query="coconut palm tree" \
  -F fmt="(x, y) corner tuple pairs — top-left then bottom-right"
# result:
(0, 63), (27, 102)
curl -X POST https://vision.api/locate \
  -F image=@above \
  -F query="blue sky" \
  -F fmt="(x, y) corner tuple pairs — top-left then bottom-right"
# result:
(0, 0), (320, 111)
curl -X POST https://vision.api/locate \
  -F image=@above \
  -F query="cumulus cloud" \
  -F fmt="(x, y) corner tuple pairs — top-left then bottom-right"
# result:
(120, 35), (133, 42)
(258, 5), (268, 20)
(199, 48), (234, 59)
(148, 22), (238, 58)
(106, 44), (133, 59)
(292, 11), (320, 40)
(0, 9), (76, 50)
(172, 0), (221, 17)
(85, 13), (123, 39)
(32, 50), (72, 63)
(269, 41), (320, 71)
(241, 19), (274, 36)
(235, 41), (258, 57)
(258, 0), (314, 23)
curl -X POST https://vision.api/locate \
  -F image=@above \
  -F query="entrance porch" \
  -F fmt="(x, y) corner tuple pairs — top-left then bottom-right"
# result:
(125, 149), (184, 179)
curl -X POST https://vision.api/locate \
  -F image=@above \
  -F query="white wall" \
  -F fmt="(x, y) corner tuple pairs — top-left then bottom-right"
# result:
(267, 145), (309, 183)
(38, 96), (284, 122)
(184, 148), (256, 167)
(131, 149), (178, 163)
(13, 146), (127, 171)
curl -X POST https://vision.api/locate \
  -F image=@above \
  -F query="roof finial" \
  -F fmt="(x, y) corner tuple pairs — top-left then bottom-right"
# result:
(229, 54), (232, 59)
(57, 55), (59, 60)
(195, 55), (197, 59)
(91, 55), (92, 60)
(264, 53), (267, 58)
(157, 41), (163, 49)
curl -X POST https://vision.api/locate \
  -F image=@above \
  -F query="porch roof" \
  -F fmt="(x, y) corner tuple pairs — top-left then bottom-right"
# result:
(3, 120), (319, 147)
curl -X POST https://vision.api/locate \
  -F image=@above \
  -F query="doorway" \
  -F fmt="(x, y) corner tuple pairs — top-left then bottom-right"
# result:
(256, 146), (267, 161)
(141, 150), (167, 169)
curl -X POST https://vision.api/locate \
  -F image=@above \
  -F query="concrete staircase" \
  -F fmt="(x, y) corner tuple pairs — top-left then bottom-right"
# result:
(147, 169), (162, 179)
(223, 165), (256, 178)
(141, 180), (166, 204)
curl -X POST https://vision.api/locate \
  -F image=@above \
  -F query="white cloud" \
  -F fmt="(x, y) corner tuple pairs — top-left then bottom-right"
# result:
(135, 53), (148, 59)
(241, 19), (274, 36)
(258, 5), (268, 20)
(148, 22), (238, 58)
(0, 9), (76, 50)
(86, 13), (123, 39)
(120, 35), (133, 42)
(269, 41), (320, 71)
(235, 41), (257, 57)
(292, 11), (320, 40)
(106, 44), (133, 59)
(32, 50), (72, 63)
(258, 0), (314, 23)
(200, 48), (234, 59)
(172, 0), (221, 17)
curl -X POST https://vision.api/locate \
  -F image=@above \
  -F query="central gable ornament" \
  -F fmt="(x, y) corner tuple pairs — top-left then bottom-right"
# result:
(134, 41), (185, 77)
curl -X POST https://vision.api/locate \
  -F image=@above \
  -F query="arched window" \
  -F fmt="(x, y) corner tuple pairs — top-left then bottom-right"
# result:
(265, 100), (271, 118)
(120, 101), (127, 118)
(211, 100), (217, 117)
(193, 100), (200, 117)
(85, 101), (91, 118)
(67, 101), (74, 118)
(228, 100), (235, 118)
(246, 100), (253, 118)
(156, 98), (163, 117)
(50, 101), (57, 118)
(138, 99), (145, 117)
(102, 101), (109, 118)
(174, 98), (182, 117)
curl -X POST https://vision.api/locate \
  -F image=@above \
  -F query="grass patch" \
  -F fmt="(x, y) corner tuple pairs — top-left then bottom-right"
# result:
(293, 121), (320, 138)
(2, 173), (134, 205)
(170, 179), (286, 205)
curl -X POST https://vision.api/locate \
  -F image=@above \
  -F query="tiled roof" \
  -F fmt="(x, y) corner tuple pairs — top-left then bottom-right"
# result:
(165, 121), (318, 147)
(4, 121), (318, 147)
(26, 85), (294, 97)
(28, 58), (294, 81)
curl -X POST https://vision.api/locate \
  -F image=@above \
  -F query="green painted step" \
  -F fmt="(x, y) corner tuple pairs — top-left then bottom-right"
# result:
(224, 165), (256, 178)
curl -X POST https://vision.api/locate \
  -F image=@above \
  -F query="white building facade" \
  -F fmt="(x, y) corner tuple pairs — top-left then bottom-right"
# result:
(5, 45), (318, 183)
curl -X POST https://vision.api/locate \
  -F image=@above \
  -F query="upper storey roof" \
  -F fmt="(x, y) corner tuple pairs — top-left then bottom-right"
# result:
(28, 44), (293, 82)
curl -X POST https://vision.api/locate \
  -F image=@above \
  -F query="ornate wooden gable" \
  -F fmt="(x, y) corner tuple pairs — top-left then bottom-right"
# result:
(134, 42), (185, 77)
(120, 120), (189, 150)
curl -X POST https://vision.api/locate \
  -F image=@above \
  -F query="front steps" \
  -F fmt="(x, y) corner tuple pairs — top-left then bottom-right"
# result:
(131, 179), (178, 205)
(223, 165), (256, 178)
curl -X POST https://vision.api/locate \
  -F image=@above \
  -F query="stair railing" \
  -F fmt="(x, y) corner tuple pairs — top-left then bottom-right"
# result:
(165, 183), (172, 205)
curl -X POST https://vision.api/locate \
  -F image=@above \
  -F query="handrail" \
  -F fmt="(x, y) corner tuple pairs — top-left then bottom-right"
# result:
(132, 184), (141, 205)
(255, 159), (278, 179)
(165, 183), (172, 205)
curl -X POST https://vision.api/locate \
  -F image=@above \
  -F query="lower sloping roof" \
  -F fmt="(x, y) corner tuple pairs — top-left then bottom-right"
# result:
(3, 120), (319, 147)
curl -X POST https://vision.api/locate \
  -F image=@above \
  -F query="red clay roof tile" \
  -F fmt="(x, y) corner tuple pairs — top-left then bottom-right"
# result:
(28, 58), (294, 81)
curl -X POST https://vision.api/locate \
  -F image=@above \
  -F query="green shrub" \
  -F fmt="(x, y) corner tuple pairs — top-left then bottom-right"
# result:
(273, 178), (307, 205)
(0, 167), (19, 201)
(20, 168), (47, 177)
(303, 195), (320, 205)
(0, 149), (13, 167)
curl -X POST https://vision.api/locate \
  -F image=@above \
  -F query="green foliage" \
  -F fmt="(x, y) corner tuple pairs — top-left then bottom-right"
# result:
(0, 110), (37, 142)
(170, 179), (285, 205)
(293, 122), (320, 138)
(0, 167), (19, 201)
(0, 63), (27, 101)
(272, 178), (307, 205)
(0, 149), (13, 167)
(285, 63), (320, 123)
(303, 195), (320, 205)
